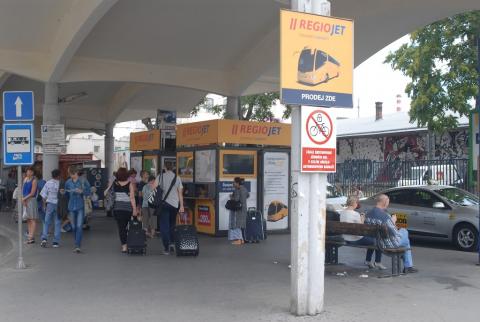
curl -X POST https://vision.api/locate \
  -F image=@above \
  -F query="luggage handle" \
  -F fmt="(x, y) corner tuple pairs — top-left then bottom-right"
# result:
(178, 211), (188, 225)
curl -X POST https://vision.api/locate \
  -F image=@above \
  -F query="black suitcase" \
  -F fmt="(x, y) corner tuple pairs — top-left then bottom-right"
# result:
(245, 208), (266, 243)
(127, 218), (147, 255)
(174, 225), (199, 257)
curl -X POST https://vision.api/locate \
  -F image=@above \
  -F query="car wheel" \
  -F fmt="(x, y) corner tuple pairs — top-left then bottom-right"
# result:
(453, 223), (478, 252)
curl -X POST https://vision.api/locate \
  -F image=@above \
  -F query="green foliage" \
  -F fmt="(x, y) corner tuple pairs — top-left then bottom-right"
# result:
(385, 10), (480, 133)
(192, 92), (287, 121)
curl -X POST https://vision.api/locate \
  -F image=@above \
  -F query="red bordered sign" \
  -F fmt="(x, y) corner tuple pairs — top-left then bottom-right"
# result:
(301, 107), (336, 172)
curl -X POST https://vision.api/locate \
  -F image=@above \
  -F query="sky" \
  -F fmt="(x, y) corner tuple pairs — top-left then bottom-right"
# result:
(114, 35), (412, 137)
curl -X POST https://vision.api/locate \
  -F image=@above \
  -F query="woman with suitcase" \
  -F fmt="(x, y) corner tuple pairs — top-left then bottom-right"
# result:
(228, 177), (249, 245)
(112, 167), (138, 253)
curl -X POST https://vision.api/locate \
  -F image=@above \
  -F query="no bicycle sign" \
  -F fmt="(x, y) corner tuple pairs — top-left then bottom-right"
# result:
(301, 106), (336, 172)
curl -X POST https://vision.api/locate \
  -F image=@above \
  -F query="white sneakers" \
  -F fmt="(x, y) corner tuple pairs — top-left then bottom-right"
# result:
(365, 261), (387, 270)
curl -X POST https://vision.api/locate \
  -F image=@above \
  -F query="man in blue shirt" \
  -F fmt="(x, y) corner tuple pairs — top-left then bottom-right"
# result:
(65, 168), (91, 253)
(365, 194), (418, 273)
(40, 169), (61, 248)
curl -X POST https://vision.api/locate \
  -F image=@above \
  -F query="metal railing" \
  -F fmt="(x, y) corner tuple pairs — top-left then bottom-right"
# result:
(328, 159), (471, 197)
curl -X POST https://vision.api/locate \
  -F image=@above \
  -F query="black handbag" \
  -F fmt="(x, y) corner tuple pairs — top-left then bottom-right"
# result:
(225, 199), (242, 211)
(148, 173), (177, 211)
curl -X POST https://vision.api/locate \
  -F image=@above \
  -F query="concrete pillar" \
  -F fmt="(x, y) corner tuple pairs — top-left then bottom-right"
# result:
(42, 83), (60, 180)
(105, 123), (115, 175)
(225, 96), (240, 120)
(290, 0), (330, 316)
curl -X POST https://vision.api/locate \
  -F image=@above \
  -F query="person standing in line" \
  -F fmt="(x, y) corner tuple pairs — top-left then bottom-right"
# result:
(36, 172), (47, 225)
(22, 167), (38, 244)
(228, 177), (249, 245)
(155, 161), (184, 255)
(112, 167), (137, 253)
(40, 169), (61, 248)
(141, 175), (156, 238)
(137, 170), (149, 214)
(6, 172), (17, 209)
(65, 167), (91, 253)
(339, 195), (385, 270)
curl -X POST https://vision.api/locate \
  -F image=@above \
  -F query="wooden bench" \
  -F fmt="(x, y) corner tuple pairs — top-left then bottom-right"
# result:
(325, 220), (408, 277)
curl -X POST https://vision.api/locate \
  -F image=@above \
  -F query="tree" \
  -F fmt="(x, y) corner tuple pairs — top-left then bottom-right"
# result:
(385, 10), (480, 132)
(192, 92), (290, 121)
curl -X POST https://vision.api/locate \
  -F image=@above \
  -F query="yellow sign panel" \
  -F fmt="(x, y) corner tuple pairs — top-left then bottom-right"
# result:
(176, 120), (291, 147)
(280, 9), (353, 107)
(130, 130), (161, 151)
(177, 151), (194, 181)
(393, 213), (408, 229)
(195, 199), (216, 235)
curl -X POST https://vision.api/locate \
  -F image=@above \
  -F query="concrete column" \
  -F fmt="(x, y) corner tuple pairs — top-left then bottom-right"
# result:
(104, 123), (115, 175)
(290, 0), (330, 316)
(42, 83), (60, 180)
(225, 96), (240, 120)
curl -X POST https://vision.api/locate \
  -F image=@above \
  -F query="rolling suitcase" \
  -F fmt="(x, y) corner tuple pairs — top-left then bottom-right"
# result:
(127, 217), (147, 255)
(245, 208), (266, 243)
(174, 213), (199, 257)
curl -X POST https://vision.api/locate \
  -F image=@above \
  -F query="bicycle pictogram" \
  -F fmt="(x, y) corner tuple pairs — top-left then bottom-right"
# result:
(305, 110), (333, 145)
(309, 113), (330, 138)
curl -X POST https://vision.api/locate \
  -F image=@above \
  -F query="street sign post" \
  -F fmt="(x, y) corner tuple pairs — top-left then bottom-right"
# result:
(2, 123), (34, 165)
(3, 91), (35, 121)
(2, 90), (35, 270)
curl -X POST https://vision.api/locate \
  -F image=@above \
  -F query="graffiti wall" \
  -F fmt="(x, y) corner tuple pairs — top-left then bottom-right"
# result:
(338, 130), (468, 163)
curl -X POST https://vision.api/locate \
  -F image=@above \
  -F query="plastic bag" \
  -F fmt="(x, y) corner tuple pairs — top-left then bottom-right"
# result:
(22, 206), (28, 220)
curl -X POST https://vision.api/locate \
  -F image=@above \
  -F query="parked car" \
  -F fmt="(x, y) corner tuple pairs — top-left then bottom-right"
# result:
(397, 164), (463, 187)
(358, 185), (479, 251)
(326, 183), (347, 211)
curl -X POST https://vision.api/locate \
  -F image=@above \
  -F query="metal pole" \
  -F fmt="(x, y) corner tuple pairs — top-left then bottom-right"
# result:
(290, 0), (330, 316)
(16, 165), (26, 269)
(476, 35), (480, 265)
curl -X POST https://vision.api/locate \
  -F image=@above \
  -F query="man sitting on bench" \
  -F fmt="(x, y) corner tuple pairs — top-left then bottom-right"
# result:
(339, 196), (386, 270)
(365, 194), (418, 274)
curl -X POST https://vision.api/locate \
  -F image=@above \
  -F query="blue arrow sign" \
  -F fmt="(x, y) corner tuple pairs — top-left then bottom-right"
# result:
(2, 123), (34, 165)
(3, 91), (35, 121)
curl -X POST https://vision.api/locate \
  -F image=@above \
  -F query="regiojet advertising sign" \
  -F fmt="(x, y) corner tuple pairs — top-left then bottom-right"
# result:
(280, 9), (353, 108)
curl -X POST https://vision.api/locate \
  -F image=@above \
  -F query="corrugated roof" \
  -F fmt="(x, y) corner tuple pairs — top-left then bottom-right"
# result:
(337, 112), (469, 138)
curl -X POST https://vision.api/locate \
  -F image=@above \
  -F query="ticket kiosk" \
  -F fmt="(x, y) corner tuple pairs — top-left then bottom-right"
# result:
(176, 120), (291, 236)
(129, 129), (176, 176)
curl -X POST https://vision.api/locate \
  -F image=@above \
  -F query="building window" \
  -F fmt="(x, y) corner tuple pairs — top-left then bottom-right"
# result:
(94, 145), (100, 153)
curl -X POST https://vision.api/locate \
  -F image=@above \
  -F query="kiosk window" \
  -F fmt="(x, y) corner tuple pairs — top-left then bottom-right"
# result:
(223, 154), (255, 175)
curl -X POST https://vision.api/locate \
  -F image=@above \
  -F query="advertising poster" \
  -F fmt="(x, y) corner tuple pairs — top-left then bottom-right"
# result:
(218, 179), (257, 231)
(280, 9), (353, 108)
(113, 150), (130, 171)
(130, 155), (143, 179)
(143, 155), (158, 176)
(263, 152), (289, 230)
(84, 168), (107, 209)
(195, 150), (216, 182)
(195, 199), (216, 235)
(177, 151), (194, 182)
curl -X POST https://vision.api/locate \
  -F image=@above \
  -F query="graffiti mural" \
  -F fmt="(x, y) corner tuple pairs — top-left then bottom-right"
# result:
(384, 134), (427, 162)
(334, 130), (470, 187)
(435, 131), (468, 159)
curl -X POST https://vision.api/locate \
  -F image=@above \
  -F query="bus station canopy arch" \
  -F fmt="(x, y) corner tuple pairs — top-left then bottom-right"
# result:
(0, 0), (478, 131)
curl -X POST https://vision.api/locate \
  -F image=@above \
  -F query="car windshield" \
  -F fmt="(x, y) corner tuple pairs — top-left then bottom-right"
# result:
(327, 185), (342, 198)
(298, 49), (314, 72)
(435, 188), (479, 206)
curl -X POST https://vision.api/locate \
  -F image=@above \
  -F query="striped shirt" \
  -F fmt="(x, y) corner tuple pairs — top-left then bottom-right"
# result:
(113, 181), (133, 212)
(364, 207), (401, 249)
